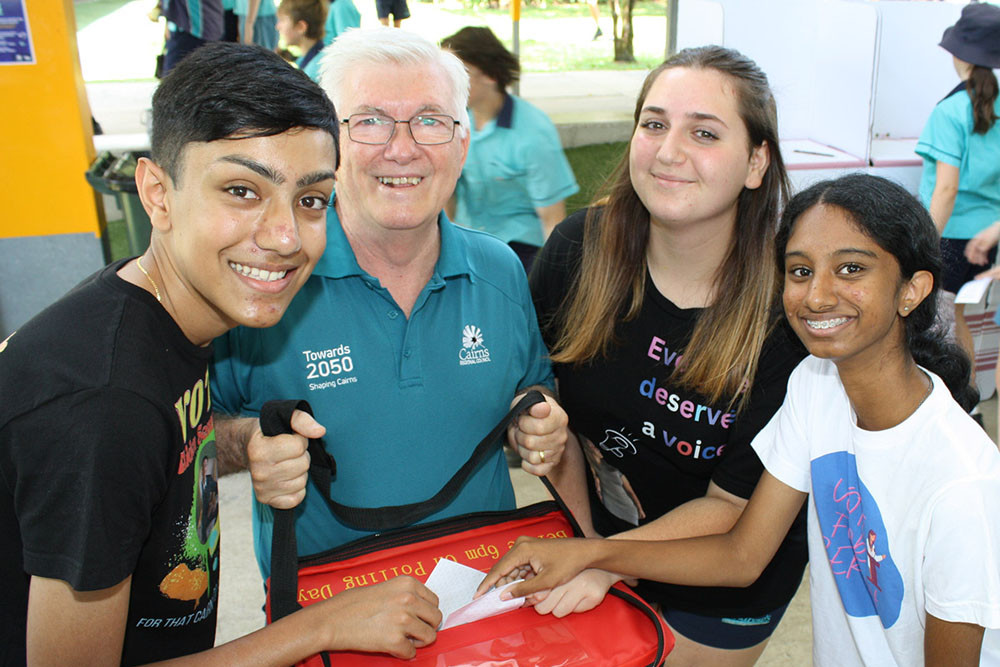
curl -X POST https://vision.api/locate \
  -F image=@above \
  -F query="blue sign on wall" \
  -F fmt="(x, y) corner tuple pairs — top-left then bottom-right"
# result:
(0, 0), (35, 65)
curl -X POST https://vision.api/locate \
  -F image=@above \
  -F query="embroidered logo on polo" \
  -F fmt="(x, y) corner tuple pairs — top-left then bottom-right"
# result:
(301, 343), (359, 391)
(459, 324), (491, 365)
(812, 452), (903, 628)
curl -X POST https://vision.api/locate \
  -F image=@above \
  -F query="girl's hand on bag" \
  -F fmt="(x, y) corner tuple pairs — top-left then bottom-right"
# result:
(476, 536), (600, 601)
(532, 568), (621, 617)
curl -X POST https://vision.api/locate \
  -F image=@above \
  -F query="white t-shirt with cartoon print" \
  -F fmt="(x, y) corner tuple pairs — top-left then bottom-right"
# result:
(753, 356), (1000, 666)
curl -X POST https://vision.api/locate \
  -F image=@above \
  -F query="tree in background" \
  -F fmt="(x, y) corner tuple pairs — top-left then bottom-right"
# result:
(608, 0), (634, 62)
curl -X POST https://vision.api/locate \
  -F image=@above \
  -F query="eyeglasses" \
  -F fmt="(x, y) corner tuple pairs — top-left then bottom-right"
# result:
(341, 113), (461, 145)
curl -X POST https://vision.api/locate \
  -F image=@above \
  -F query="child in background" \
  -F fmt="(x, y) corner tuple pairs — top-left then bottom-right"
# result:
(276, 0), (327, 81)
(482, 174), (1000, 667)
(916, 3), (1000, 390)
(323, 0), (360, 45)
(235, 0), (279, 50)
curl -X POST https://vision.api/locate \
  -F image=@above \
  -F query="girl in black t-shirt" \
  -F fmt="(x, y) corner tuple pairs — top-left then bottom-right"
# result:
(527, 46), (807, 665)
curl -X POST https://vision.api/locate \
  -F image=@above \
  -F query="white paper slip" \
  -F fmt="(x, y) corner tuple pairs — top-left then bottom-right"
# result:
(423, 558), (525, 630)
(956, 277), (992, 305)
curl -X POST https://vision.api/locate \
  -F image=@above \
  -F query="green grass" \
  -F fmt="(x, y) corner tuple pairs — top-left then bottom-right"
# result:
(565, 141), (627, 213)
(419, 0), (669, 71)
(74, 0), (133, 30)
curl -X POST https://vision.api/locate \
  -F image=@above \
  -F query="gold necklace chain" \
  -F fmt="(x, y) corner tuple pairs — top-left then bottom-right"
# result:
(136, 255), (162, 303)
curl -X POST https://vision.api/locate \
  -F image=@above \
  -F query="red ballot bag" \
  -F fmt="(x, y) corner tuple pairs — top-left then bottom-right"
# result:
(261, 393), (673, 666)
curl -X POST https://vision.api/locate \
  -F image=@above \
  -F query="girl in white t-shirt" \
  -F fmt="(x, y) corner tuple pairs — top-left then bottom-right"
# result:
(480, 174), (1000, 666)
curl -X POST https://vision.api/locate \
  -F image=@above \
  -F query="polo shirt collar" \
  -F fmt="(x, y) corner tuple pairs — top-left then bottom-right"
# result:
(942, 80), (967, 102)
(496, 93), (514, 129)
(312, 199), (472, 281)
(468, 93), (515, 137)
(298, 40), (324, 72)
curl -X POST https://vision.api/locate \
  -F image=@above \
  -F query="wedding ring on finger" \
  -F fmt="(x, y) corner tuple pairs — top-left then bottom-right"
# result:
(539, 450), (546, 464)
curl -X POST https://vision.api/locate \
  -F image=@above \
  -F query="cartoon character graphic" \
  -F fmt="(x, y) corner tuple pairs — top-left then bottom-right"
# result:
(197, 456), (219, 544)
(866, 529), (886, 595)
(583, 434), (646, 525)
(160, 424), (220, 609)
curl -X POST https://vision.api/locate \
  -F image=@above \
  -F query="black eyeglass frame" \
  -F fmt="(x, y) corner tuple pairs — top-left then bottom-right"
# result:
(340, 113), (462, 146)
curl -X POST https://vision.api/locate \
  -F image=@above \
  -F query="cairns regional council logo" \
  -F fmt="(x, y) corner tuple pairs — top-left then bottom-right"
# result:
(459, 324), (491, 366)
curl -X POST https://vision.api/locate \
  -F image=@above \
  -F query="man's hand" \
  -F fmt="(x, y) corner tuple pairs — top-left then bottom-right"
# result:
(322, 576), (442, 659)
(508, 392), (568, 477)
(248, 410), (326, 509)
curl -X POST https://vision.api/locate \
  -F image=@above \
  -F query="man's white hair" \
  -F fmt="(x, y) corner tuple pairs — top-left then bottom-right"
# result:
(319, 27), (470, 136)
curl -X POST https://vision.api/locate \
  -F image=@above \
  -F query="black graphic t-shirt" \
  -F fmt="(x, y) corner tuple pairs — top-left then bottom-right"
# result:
(0, 260), (219, 665)
(531, 210), (808, 616)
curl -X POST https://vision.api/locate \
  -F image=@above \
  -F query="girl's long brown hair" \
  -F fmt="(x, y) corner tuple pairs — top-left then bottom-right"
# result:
(968, 65), (999, 134)
(550, 46), (790, 410)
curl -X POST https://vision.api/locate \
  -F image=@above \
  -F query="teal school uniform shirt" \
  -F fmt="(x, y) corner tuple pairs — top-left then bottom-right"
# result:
(233, 0), (275, 15)
(211, 204), (554, 578)
(916, 82), (1000, 240)
(454, 94), (579, 247)
(296, 41), (324, 82)
(323, 0), (361, 45)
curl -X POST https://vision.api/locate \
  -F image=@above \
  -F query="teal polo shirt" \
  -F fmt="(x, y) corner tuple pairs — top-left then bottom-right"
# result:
(322, 0), (360, 45)
(296, 41), (324, 83)
(454, 94), (579, 247)
(233, 0), (274, 15)
(916, 82), (1000, 240)
(211, 206), (554, 578)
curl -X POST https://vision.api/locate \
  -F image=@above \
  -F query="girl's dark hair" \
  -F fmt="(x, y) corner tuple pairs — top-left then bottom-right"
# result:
(968, 65), (999, 134)
(441, 26), (520, 92)
(550, 45), (789, 410)
(775, 173), (977, 411)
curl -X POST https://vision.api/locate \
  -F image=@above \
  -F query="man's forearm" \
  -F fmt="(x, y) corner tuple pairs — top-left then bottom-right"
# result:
(215, 415), (258, 475)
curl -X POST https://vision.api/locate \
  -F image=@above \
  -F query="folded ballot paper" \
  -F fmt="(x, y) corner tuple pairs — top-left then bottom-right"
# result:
(955, 277), (993, 305)
(424, 558), (525, 630)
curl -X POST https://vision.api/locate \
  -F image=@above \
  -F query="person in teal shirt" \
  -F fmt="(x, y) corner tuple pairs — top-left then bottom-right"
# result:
(323, 0), (360, 45)
(276, 0), (326, 81)
(442, 27), (579, 274)
(916, 2), (1000, 386)
(211, 28), (569, 578)
(235, 0), (278, 49)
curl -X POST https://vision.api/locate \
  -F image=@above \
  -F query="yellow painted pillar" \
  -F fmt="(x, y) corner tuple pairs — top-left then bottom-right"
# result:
(0, 0), (107, 336)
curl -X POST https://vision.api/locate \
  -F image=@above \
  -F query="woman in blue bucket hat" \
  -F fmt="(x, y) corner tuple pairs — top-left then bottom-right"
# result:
(916, 1), (1000, 413)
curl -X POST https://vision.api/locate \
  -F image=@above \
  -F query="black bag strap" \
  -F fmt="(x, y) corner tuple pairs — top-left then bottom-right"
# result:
(261, 391), (546, 620)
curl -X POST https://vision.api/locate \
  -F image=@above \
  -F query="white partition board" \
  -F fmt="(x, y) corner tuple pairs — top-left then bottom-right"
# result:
(676, 0), (724, 52)
(782, 138), (865, 170)
(706, 0), (878, 160)
(867, 164), (922, 196)
(788, 167), (868, 195)
(810, 1), (879, 160)
(870, 1), (963, 140)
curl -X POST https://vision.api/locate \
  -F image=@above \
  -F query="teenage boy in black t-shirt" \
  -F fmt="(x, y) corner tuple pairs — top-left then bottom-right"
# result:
(0, 43), (441, 666)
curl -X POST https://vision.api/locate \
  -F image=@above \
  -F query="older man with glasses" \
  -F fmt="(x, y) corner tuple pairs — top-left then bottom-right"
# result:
(211, 28), (568, 585)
